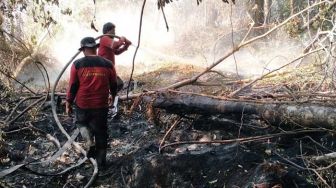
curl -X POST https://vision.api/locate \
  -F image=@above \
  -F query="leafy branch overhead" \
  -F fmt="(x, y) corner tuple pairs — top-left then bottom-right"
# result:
(0, 0), (71, 28)
(157, 0), (235, 8)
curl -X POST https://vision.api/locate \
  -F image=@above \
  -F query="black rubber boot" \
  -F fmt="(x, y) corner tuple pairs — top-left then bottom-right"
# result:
(96, 148), (107, 170)
(87, 146), (96, 158)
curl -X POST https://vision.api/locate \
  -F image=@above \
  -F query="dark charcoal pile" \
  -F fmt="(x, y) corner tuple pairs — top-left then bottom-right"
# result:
(0, 97), (335, 187)
(107, 114), (335, 188)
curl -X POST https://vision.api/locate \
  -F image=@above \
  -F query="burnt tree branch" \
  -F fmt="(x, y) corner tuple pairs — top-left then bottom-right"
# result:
(144, 91), (336, 129)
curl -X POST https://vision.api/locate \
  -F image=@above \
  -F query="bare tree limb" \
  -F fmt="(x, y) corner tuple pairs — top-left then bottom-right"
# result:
(159, 117), (182, 153)
(228, 48), (323, 97)
(0, 69), (37, 94)
(126, 0), (147, 101)
(314, 152), (336, 162)
(6, 96), (45, 125)
(4, 96), (41, 122)
(160, 129), (325, 152)
(301, 1), (336, 31)
(162, 0), (328, 91)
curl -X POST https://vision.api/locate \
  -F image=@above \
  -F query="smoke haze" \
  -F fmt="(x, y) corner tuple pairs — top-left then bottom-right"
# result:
(40, 0), (306, 82)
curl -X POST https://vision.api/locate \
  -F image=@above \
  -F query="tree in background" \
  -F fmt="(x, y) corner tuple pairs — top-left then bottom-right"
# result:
(0, 0), (71, 88)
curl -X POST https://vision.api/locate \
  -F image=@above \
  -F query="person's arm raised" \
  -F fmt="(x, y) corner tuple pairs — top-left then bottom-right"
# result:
(114, 36), (131, 55)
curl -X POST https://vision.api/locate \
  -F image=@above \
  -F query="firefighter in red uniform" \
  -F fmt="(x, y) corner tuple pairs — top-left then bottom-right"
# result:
(98, 22), (131, 91)
(66, 37), (117, 169)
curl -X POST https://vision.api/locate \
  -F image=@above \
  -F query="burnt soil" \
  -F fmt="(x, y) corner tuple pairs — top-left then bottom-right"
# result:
(0, 71), (336, 188)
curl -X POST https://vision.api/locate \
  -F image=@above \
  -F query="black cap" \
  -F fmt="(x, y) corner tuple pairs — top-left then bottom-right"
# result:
(103, 22), (115, 34)
(79, 37), (99, 51)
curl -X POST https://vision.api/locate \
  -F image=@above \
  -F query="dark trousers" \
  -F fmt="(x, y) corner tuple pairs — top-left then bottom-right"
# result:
(75, 106), (108, 168)
(117, 76), (124, 92)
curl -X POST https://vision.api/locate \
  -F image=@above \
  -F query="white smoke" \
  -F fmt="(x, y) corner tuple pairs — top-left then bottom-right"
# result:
(44, 0), (305, 81)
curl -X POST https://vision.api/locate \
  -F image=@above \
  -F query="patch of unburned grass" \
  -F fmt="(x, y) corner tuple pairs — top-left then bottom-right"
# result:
(255, 63), (332, 92)
(134, 62), (204, 89)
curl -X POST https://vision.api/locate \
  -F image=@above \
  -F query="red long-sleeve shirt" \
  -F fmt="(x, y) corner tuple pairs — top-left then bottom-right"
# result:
(66, 56), (117, 109)
(98, 36), (131, 66)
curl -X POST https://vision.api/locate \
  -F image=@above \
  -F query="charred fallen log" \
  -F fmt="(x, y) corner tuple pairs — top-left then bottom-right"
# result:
(145, 91), (336, 129)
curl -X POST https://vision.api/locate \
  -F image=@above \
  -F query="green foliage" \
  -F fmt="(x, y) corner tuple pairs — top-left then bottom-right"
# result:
(0, 0), (72, 28)
(1, 1), (28, 18)
(285, 17), (303, 38)
(276, 1), (336, 38)
(30, 0), (59, 27)
(61, 8), (72, 16)
(30, 35), (37, 46)
(311, 3), (335, 31)
(280, 1), (291, 20)
(157, 0), (232, 8)
(0, 0), (72, 79)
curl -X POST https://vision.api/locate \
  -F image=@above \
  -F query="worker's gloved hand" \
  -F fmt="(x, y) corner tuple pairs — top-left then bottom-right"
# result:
(119, 36), (126, 43)
(124, 37), (131, 45)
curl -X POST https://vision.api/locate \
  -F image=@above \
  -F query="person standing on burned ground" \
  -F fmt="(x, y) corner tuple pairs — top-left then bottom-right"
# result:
(98, 22), (132, 92)
(66, 37), (117, 169)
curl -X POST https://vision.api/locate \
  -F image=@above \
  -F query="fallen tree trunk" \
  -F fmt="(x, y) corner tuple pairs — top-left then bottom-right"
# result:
(145, 91), (336, 129)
